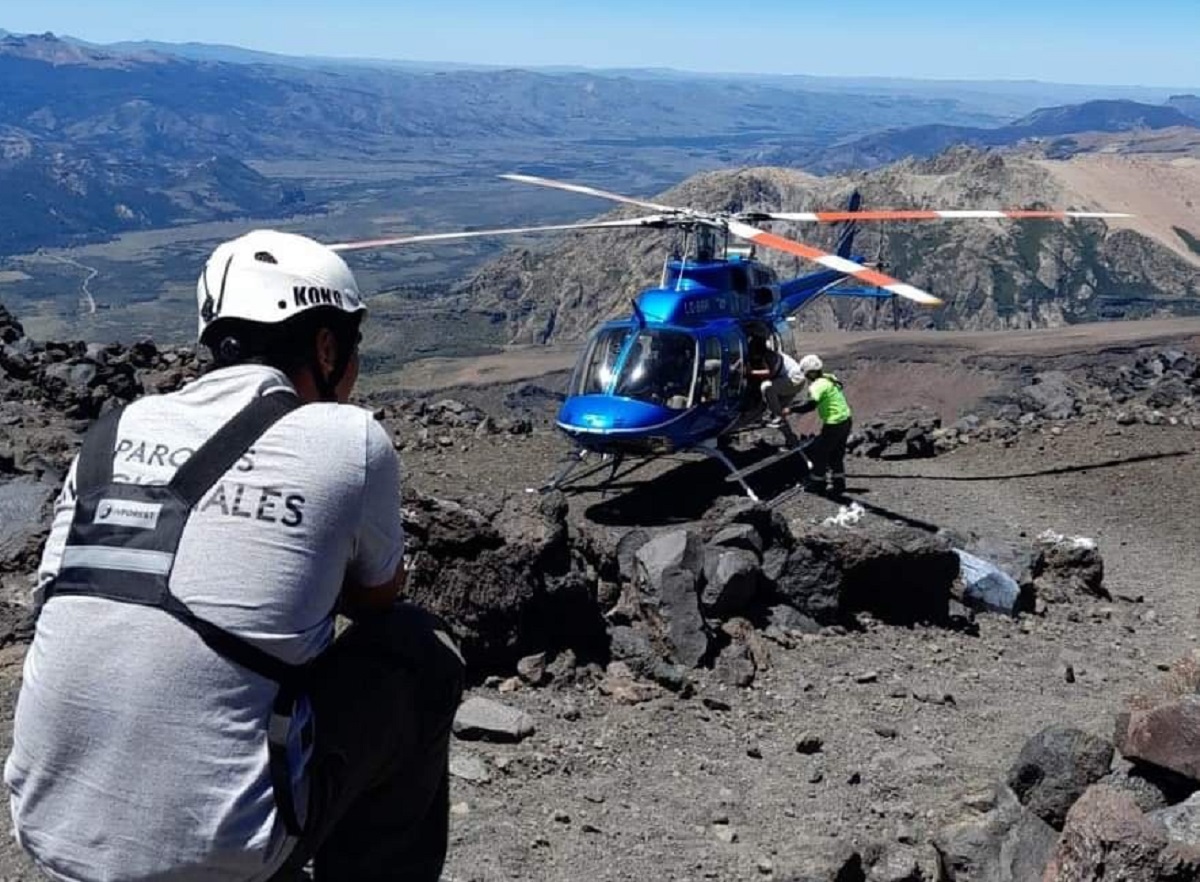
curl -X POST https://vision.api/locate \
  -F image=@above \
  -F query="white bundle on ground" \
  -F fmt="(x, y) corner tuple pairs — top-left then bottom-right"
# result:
(1037, 529), (1097, 551)
(822, 502), (865, 528)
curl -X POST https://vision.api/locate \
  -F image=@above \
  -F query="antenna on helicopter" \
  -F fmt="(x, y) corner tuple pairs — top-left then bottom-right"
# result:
(870, 230), (901, 332)
(631, 298), (647, 329)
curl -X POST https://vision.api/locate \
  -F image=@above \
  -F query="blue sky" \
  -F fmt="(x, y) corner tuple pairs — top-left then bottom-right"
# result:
(4, 0), (1199, 87)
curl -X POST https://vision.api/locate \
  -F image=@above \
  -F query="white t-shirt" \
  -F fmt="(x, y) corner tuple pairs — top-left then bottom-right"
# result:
(4, 364), (404, 882)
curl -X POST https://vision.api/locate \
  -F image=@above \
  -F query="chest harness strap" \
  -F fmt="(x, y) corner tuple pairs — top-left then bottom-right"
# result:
(42, 392), (311, 839)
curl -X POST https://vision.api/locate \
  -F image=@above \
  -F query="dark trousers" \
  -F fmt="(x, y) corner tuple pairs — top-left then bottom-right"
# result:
(271, 603), (465, 882)
(807, 419), (852, 486)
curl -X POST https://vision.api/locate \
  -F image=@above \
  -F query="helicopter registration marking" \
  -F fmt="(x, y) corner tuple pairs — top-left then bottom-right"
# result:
(683, 297), (727, 315)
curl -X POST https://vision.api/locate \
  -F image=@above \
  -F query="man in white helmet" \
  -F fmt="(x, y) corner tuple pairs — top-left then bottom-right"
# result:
(5, 230), (463, 882)
(790, 353), (853, 495)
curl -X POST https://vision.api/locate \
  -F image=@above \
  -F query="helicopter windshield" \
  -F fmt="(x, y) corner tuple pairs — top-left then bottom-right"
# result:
(613, 330), (697, 410)
(572, 327), (633, 395)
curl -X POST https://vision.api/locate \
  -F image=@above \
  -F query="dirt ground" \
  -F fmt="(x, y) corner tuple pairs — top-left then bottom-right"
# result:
(2, 319), (1200, 880)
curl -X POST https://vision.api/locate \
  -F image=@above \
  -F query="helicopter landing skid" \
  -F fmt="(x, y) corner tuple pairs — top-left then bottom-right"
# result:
(695, 443), (760, 502)
(526, 448), (632, 495)
(712, 440), (814, 503)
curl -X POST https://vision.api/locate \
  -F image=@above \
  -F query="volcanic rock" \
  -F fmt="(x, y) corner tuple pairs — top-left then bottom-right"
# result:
(1041, 784), (1200, 881)
(933, 784), (1057, 882)
(1005, 725), (1114, 829)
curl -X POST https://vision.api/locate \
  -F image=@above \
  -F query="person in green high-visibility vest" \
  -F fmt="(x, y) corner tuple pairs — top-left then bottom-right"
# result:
(790, 354), (853, 495)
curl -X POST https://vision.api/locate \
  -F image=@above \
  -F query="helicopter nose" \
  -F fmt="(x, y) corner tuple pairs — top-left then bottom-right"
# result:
(557, 394), (677, 433)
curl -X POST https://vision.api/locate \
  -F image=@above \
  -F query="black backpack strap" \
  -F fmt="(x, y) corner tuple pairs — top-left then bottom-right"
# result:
(75, 405), (127, 494)
(170, 391), (302, 507)
(268, 683), (309, 837)
(158, 594), (303, 686)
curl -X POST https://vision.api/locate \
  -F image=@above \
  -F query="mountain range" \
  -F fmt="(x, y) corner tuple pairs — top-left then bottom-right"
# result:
(3, 30), (1198, 257)
(0, 30), (1013, 255)
(755, 99), (1200, 173)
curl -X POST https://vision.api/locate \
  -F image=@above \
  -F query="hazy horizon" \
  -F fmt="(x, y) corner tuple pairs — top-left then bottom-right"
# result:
(4, 0), (1200, 90)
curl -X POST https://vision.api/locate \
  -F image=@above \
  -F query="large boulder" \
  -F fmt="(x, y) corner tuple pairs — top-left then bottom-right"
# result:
(641, 565), (710, 668)
(773, 534), (843, 623)
(1115, 695), (1200, 784)
(833, 526), (959, 624)
(1150, 792), (1200, 852)
(404, 490), (604, 673)
(701, 546), (760, 617)
(699, 496), (793, 552)
(1006, 725), (1114, 829)
(774, 526), (957, 625)
(635, 529), (704, 587)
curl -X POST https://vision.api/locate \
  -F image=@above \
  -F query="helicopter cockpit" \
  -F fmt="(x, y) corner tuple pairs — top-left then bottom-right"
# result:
(615, 329), (697, 409)
(572, 326), (699, 410)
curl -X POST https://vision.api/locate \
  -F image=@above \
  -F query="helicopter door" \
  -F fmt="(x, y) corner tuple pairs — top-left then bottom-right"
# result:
(698, 336), (722, 404)
(723, 332), (746, 401)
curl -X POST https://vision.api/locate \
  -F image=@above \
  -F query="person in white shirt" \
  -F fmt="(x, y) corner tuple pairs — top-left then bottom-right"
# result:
(747, 336), (805, 441)
(6, 230), (464, 882)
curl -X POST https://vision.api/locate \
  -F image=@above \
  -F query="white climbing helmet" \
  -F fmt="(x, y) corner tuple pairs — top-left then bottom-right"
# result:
(798, 354), (823, 374)
(196, 229), (366, 344)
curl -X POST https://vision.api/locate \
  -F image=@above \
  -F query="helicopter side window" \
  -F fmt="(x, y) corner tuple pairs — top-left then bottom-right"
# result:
(698, 337), (722, 403)
(614, 330), (697, 410)
(573, 327), (629, 395)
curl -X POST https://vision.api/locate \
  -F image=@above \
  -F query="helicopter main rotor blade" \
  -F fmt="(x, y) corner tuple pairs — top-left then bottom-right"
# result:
(742, 209), (1134, 223)
(327, 216), (673, 252)
(725, 219), (943, 306)
(500, 173), (681, 214)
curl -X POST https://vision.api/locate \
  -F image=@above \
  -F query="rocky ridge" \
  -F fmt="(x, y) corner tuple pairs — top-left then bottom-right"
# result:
(458, 152), (1200, 344)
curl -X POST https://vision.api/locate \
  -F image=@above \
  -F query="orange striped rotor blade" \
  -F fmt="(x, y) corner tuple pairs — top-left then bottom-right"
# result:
(755, 209), (1133, 223)
(725, 220), (943, 306)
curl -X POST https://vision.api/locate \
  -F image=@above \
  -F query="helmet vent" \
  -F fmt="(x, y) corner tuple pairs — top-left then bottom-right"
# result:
(254, 251), (278, 264)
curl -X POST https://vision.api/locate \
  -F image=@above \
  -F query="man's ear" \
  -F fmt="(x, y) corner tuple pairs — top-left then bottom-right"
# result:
(315, 326), (338, 375)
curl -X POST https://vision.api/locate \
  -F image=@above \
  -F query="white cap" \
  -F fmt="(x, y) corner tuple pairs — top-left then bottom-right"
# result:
(798, 354), (823, 373)
(196, 229), (366, 343)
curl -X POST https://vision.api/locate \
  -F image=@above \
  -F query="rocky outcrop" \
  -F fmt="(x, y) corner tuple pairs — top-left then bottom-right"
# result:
(942, 652), (1200, 882)
(461, 157), (1200, 345)
(402, 490), (608, 673)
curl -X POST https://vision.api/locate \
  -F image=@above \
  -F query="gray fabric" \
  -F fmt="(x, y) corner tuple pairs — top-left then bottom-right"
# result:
(5, 365), (404, 882)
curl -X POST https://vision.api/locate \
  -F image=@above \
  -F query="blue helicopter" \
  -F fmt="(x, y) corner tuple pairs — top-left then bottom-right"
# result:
(331, 174), (1129, 500)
